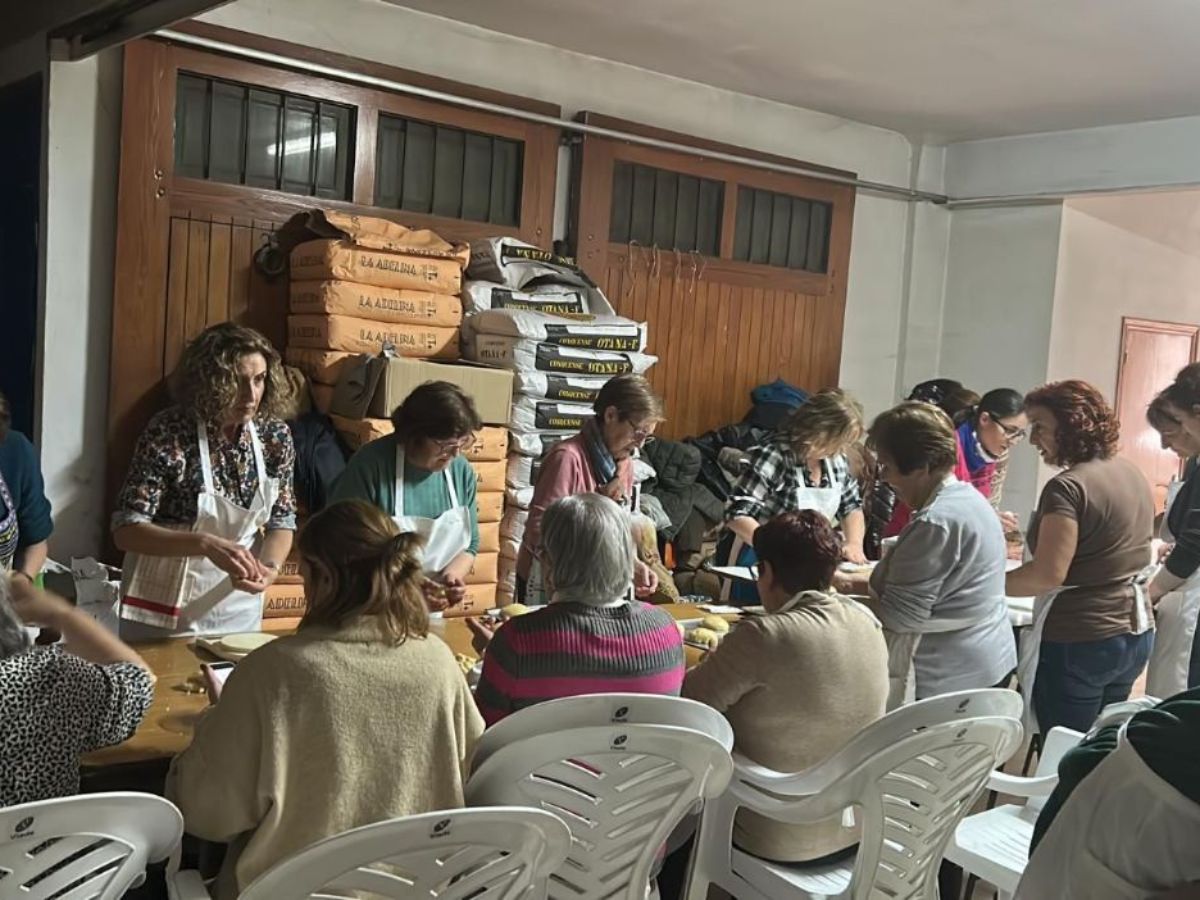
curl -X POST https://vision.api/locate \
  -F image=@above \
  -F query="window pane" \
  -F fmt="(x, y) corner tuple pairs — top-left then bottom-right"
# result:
(651, 169), (677, 249)
(629, 165), (656, 245)
(748, 189), (772, 265)
(610, 161), (722, 255)
(786, 201), (811, 269)
(732, 187), (754, 261)
(375, 113), (523, 226)
(696, 179), (724, 257)
(174, 72), (353, 199)
(673, 176), (700, 254)
(609, 161), (634, 244)
(732, 185), (832, 273)
(807, 202), (831, 272)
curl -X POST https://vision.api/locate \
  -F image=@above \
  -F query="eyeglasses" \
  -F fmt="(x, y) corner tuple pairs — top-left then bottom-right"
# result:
(433, 434), (476, 454)
(997, 421), (1027, 443)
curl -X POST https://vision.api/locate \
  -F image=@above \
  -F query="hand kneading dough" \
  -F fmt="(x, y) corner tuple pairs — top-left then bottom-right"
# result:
(700, 615), (731, 634)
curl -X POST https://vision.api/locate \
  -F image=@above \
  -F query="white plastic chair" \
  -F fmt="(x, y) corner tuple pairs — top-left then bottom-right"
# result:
(466, 723), (734, 900)
(169, 807), (573, 900)
(470, 693), (735, 773)
(0, 791), (183, 900)
(684, 688), (1025, 900)
(945, 725), (1084, 900)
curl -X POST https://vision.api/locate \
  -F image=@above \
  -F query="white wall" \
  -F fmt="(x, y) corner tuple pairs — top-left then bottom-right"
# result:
(1049, 191), (1200, 393)
(199, 0), (923, 416)
(42, 48), (122, 558)
(939, 204), (1064, 521)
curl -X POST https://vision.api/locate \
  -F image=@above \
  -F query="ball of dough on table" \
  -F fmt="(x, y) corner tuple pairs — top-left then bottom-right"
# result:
(700, 614), (731, 634)
(690, 626), (720, 648)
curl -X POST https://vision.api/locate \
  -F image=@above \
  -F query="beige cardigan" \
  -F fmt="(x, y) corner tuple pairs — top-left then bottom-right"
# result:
(682, 591), (888, 862)
(167, 618), (484, 898)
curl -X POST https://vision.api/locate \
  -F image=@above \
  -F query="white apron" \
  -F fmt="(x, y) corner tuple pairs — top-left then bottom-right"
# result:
(1017, 578), (1152, 736)
(1145, 478), (1200, 698)
(393, 446), (472, 576)
(120, 421), (278, 637)
(1015, 719), (1200, 899)
(719, 465), (842, 604)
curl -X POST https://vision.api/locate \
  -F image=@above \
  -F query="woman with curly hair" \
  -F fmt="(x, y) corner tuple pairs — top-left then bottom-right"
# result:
(113, 323), (297, 637)
(1008, 380), (1154, 734)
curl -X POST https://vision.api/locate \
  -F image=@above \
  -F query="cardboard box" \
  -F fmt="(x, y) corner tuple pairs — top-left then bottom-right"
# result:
(289, 314), (459, 359)
(291, 239), (464, 294)
(444, 582), (497, 618)
(285, 348), (359, 386)
(479, 521), (500, 554)
(311, 382), (334, 415)
(465, 552), (499, 585)
(466, 426), (508, 462)
(263, 583), (307, 619)
(477, 490), (504, 524)
(291, 279), (463, 328)
(330, 414), (394, 451)
(470, 459), (506, 493)
(372, 358), (511, 423)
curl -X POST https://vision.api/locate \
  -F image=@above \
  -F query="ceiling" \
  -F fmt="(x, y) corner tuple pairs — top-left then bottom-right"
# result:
(387, 0), (1200, 142)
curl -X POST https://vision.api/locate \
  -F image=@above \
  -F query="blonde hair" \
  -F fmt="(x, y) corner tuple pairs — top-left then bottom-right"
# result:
(170, 322), (294, 424)
(298, 500), (428, 643)
(783, 389), (864, 456)
(868, 401), (958, 475)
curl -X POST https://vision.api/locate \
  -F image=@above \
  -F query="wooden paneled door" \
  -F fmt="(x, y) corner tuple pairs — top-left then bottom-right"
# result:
(572, 113), (856, 440)
(1114, 317), (1199, 513)
(107, 29), (560, 540)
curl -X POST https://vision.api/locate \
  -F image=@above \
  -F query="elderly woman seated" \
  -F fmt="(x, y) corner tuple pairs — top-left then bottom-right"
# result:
(471, 493), (685, 725)
(839, 401), (1016, 701)
(683, 510), (887, 864)
(0, 573), (154, 807)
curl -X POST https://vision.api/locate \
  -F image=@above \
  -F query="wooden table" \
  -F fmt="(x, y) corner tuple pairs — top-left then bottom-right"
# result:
(82, 604), (718, 771)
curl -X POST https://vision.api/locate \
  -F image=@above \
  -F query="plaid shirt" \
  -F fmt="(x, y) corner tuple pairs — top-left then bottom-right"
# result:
(725, 441), (862, 524)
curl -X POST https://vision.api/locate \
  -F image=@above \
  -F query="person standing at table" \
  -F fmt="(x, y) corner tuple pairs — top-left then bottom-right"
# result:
(331, 381), (481, 612)
(1007, 380), (1154, 735)
(113, 323), (297, 638)
(1146, 381), (1200, 696)
(0, 390), (52, 582)
(515, 374), (665, 604)
(718, 388), (867, 605)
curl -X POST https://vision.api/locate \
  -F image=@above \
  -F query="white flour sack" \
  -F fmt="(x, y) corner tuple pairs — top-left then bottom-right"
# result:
(508, 428), (574, 459)
(512, 372), (610, 403)
(510, 398), (594, 433)
(465, 238), (615, 314)
(506, 484), (535, 510)
(500, 508), (528, 543)
(468, 335), (657, 377)
(506, 454), (545, 489)
(464, 281), (590, 316)
(470, 308), (647, 353)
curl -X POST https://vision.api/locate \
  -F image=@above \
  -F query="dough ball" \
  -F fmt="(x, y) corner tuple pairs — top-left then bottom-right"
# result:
(701, 615), (731, 634)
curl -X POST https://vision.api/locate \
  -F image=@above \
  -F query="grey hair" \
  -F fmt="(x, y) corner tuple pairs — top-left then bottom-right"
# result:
(541, 494), (635, 605)
(0, 577), (33, 658)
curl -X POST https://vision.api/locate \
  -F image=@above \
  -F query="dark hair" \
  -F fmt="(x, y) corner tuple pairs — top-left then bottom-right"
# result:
(1162, 363), (1200, 414)
(0, 391), (9, 442)
(298, 500), (428, 643)
(170, 322), (294, 423)
(390, 381), (482, 445)
(754, 511), (842, 595)
(966, 388), (1025, 427)
(1024, 380), (1119, 466)
(907, 379), (963, 406)
(1147, 392), (1181, 431)
(868, 402), (959, 475)
(593, 374), (664, 423)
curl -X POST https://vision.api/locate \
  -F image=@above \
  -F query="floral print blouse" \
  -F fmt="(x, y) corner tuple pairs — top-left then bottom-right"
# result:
(112, 407), (297, 532)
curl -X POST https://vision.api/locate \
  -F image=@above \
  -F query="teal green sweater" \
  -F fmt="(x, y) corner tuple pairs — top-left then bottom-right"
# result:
(330, 436), (479, 554)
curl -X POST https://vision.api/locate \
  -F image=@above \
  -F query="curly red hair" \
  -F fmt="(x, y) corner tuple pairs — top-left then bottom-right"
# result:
(1024, 380), (1119, 466)
(754, 510), (843, 594)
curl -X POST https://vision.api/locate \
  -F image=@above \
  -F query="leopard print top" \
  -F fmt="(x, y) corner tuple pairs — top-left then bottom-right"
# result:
(0, 647), (153, 807)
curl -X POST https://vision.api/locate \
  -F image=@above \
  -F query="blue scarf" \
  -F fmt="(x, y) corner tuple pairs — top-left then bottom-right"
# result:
(957, 420), (999, 475)
(581, 417), (619, 488)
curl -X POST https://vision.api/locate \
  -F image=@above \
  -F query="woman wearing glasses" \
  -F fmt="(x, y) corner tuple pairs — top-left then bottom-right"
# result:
(515, 374), (665, 604)
(332, 381), (482, 612)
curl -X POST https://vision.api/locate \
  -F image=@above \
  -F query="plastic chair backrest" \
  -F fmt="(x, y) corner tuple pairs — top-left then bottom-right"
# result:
(736, 714), (1023, 900)
(466, 724), (733, 900)
(1027, 726), (1084, 813)
(240, 808), (572, 900)
(0, 792), (183, 900)
(470, 693), (734, 773)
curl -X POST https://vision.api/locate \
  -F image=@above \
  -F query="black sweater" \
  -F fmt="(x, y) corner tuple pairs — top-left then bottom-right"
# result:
(1166, 458), (1200, 579)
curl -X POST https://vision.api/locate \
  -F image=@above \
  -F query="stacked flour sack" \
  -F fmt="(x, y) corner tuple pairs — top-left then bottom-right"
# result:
(285, 210), (467, 413)
(461, 238), (656, 605)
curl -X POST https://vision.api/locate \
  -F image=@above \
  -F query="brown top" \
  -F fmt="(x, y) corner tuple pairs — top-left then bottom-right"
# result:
(1028, 457), (1153, 643)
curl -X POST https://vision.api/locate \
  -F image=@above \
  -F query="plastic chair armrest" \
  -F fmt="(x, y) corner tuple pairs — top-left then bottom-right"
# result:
(167, 869), (212, 900)
(730, 752), (827, 795)
(985, 771), (1059, 798)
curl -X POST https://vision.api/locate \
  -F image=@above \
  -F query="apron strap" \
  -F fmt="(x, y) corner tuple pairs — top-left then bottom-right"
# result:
(444, 464), (460, 509)
(196, 420), (216, 495)
(247, 421), (268, 504)
(394, 444), (406, 517)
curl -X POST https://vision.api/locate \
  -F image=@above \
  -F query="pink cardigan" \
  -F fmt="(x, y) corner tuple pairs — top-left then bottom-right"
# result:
(515, 433), (634, 580)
